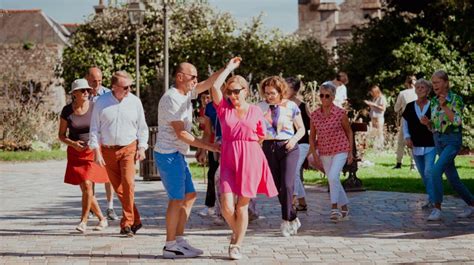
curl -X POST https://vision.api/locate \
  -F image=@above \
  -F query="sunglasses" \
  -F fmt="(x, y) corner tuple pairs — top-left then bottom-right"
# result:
(78, 89), (91, 93)
(319, 93), (331, 99)
(115, 85), (131, 90)
(226, 88), (245, 96)
(179, 72), (198, 81)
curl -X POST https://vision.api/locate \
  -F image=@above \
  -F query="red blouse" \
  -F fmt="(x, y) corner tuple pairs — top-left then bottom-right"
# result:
(311, 105), (350, 156)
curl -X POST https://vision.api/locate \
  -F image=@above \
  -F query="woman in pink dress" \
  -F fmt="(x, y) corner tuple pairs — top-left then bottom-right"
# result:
(210, 57), (278, 260)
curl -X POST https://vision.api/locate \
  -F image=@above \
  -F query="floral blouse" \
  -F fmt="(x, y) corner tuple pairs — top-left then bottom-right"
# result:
(430, 90), (463, 133)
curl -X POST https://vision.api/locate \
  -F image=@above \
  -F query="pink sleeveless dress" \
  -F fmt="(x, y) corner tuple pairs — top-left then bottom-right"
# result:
(217, 99), (278, 198)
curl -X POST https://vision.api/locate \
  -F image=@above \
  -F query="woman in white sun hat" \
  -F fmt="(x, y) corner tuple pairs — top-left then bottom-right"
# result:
(58, 78), (109, 233)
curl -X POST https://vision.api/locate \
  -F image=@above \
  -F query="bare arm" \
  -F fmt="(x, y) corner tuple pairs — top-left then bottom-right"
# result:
(58, 118), (86, 151)
(171, 120), (219, 152)
(286, 113), (305, 150)
(341, 113), (354, 164)
(210, 57), (242, 105)
(195, 116), (212, 163)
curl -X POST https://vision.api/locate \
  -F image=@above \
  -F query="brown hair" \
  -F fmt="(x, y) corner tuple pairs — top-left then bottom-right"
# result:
(259, 76), (288, 99)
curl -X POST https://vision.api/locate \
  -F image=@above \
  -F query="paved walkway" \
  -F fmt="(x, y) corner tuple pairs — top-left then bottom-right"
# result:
(1, 160), (473, 264)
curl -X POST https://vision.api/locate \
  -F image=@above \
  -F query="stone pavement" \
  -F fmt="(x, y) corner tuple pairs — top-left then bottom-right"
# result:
(1, 160), (473, 264)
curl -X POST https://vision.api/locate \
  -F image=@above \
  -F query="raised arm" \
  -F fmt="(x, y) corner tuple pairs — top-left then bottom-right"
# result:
(210, 57), (242, 105)
(195, 57), (241, 95)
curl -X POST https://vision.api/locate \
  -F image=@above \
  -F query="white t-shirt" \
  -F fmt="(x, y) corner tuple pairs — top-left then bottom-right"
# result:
(369, 95), (387, 118)
(394, 88), (417, 113)
(154, 86), (197, 155)
(334, 84), (347, 108)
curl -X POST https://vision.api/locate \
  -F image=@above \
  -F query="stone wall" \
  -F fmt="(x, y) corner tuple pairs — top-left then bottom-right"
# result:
(0, 43), (66, 113)
(298, 0), (382, 51)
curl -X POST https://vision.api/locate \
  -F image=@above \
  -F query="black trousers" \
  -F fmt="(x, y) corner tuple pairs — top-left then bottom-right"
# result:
(262, 140), (299, 221)
(205, 151), (219, 208)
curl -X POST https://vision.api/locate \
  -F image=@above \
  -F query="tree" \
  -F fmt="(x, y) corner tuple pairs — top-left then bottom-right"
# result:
(62, 2), (333, 125)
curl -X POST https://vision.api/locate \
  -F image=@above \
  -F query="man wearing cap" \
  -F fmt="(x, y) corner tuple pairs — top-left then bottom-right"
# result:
(85, 66), (119, 221)
(89, 70), (149, 237)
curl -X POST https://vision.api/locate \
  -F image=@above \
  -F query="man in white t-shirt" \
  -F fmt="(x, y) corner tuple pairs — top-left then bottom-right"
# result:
(393, 75), (417, 169)
(333, 72), (349, 108)
(154, 60), (233, 258)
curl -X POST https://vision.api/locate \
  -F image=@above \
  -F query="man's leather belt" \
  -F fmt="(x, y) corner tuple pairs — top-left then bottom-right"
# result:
(102, 144), (127, 149)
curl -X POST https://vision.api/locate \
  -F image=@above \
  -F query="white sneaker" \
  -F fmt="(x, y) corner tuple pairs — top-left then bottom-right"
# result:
(457, 206), (474, 218)
(290, 217), (301, 235)
(228, 244), (242, 260)
(427, 208), (442, 221)
(76, 222), (87, 233)
(198, 207), (215, 217)
(280, 221), (291, 237)
(177, 238), (203, 255)
(163, 244), (198, 259)
(93, 219), (108, 231)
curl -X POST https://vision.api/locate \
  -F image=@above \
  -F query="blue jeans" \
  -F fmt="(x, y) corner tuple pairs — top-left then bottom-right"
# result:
(413, 148), (436, 203)
(431, 132), (473, 205)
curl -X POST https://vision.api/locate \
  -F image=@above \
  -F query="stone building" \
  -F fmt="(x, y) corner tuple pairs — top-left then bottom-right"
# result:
(0, 9), (71, 113)
(297, 0), (382, 52)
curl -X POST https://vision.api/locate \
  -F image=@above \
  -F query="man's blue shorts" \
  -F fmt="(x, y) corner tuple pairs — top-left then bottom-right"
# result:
(154, 151), (195, 200)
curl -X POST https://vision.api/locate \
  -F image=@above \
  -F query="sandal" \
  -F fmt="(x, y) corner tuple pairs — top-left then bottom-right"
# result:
(296, 204), (308, 212)
(330, 209), (342, 222)
(340, 209), (350, 221)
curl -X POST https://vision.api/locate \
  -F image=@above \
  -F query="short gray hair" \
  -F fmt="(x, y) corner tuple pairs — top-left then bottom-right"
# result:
(415, 78), (432, 93)
(432, 70), (449, 82)
(320, 81), (336, 96)
(111, 71), (132, 85)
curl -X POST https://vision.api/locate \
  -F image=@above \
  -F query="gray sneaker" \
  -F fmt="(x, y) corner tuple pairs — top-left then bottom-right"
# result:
(106, 208), (119, 220)
(421, 201), (434, 210)
(457, 206), (474, 218)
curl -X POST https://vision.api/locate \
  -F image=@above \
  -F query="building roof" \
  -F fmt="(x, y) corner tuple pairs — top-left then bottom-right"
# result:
(62, 23), (81, 34)
(0, 9), (70, 46)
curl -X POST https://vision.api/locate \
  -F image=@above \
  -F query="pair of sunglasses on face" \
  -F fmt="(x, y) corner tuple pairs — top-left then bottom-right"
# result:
(226, 88), (245, 96)
(319, 93), (331, 99)
(77, 89), (92, 93)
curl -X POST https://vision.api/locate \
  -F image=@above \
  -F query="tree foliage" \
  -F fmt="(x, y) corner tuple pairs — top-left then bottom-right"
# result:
(337, 0), (473, 148)
(62, 2), (334, 126)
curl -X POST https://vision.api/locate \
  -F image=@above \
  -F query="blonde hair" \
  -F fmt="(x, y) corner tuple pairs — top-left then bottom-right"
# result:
(259, 76), (288, 99)
(225, 75), (249, 90)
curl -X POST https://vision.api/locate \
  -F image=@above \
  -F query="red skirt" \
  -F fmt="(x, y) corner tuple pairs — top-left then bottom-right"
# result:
(64, 146), (109, 185)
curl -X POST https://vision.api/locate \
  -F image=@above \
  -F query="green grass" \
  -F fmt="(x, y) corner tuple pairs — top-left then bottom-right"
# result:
(189, 151), (474, 195)
(0, 149), (66, 161)
(303, 151), (474, 195)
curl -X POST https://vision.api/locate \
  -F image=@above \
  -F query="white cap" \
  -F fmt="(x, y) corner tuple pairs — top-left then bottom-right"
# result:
(70, 78), (92, 93)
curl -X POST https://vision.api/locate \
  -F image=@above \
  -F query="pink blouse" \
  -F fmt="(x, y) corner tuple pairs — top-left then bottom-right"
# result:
(311, 105), (350, 156)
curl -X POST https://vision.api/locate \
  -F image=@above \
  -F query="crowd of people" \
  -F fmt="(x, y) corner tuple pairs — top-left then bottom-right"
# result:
(57, 58), (473, 260)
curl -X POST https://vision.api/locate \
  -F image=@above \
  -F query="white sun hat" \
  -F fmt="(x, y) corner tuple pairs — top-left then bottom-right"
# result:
(70, 78), (92, 93)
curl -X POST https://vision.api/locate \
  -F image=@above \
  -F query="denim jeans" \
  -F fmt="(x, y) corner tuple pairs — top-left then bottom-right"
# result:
(412, 148), (436, 203)
(294, 143), (310, 198)
(431, 132), (474, 205)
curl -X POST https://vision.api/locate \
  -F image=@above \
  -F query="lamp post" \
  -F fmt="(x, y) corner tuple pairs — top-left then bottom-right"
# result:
(163, 0), (174, 90)
(127, 0), (145, 98)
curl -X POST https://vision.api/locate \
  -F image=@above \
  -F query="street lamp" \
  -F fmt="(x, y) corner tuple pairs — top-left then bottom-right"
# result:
(163, 0), (175, 90)
(128, 0), (145, 98)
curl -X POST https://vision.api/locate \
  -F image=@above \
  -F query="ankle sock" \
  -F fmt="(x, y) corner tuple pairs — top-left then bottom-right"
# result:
(165, 240), (176, 248)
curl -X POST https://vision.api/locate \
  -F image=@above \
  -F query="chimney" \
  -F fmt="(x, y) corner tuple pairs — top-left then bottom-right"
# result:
(94, 0), (106, 14)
